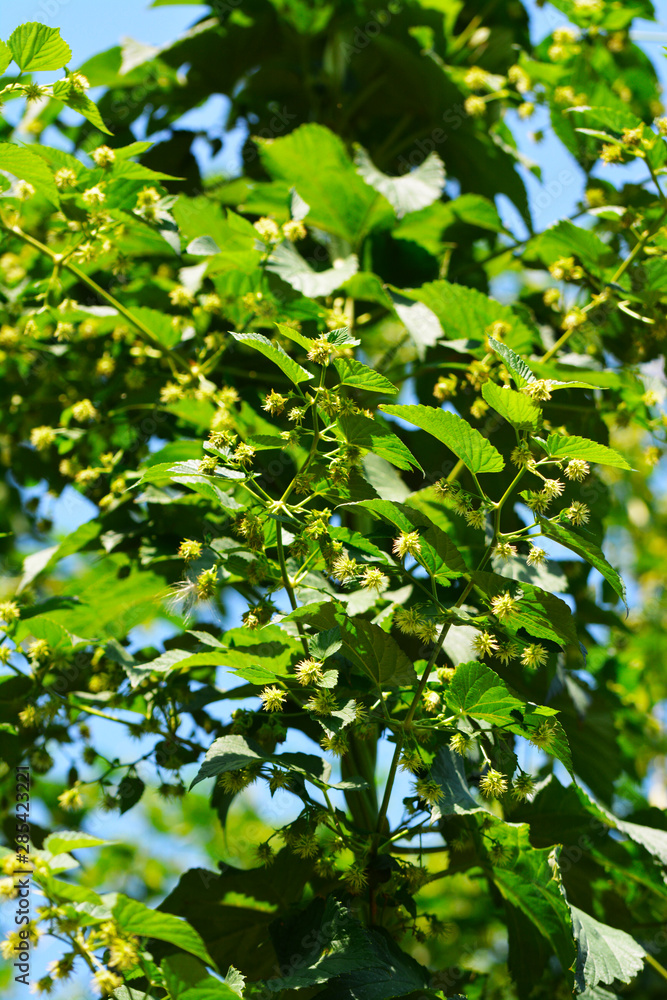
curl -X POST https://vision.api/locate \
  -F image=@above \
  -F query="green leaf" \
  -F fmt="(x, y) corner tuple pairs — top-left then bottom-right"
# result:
(0, 40), (12, 74)
(537, 518), (626, 608)
(481, 379), (542, 431)
(354, 145), (445, 217)
(52, 86), (113, 135)
(118, 775), (145, 815)
(570, 906), (645, 993)
(339, 617), (417, 688)
(230, 331), (313, 385)
(113, 894), (214, 967)
(180, 981), (240, 1000)
(113, 988), (159, 1000)
(390, 280), (536, 354)
(256, 123), (393, 243)
(430, 746), (488, 820)
(379, 403), (504, 474)
(543, 434), (632, 471)
(224, 966), (245, 996)
(338, 413), (422, 473)
(263, 897), (429, 998)
(130, 306), (183, 350)
(186, 236), (222, 255)
(162, 952), (245, 1000)
(334, 358), (398, 395)
(44, 831), (109, 855)
(189, 735), (265, 789)
(390, 291), (442, 359)
(0, 143), (60, 207)
(490, 827), (576, 992)
(350, 498), (467, 578)
(8, 22), (71, 71)
(266, 241), (358, 297)
(528, 219), (615, 276)
(488, 337), (537, 388)
(446, 660), (525, 726)
(474, 570), (578, 647)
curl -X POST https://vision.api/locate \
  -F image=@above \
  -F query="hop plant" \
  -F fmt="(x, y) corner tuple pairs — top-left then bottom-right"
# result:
(565, 501), (590, 526)
(392, 530), (422, 559)
(472, 631), (499, 658)
(521, 644), (549, 669)
(415, 777), (443, 805)
(479, 768), (508, 798)
(513, 772), (537, 800)
(490, 592), (518, 622)
(294, 658), (324, 685)
(565, 459), (589, 481)
(449, 731), (476, 756)
(526, 546), (547, 567)
(360, 567), (389, 592)
(260, 686), (287, 712)
(178, 539), (202, 561)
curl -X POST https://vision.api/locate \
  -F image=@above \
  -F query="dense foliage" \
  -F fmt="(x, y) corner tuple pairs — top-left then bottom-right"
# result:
(1, 3), (667, 999)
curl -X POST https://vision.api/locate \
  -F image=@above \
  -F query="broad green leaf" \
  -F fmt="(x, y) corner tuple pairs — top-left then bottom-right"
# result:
(490, 826), (576, 991)
(446, 660), (525, 726)
(118, 775), (145, 815)
(162, 953), (239, 1000)
(390, 291), (442, 359)
(53, 86), (113, 135)
(390, 280), (536, 354)
(286, 602), (416, 687)
(263, 897), (429, 997)
(350, 498), (467, 577)
(256, 123), (393, 243)
(0, 40), (11, 74)
(0, 143), (60, 206)
(8, 22), (71, 71)
(44, 831), (108, 855)
(326, 326), (360, 347)
(430, 746), (488, 820)
(113, 988), (160, 1000)
(537, 518), (626, 608)
(339, 617), (417, 688)
(161, 951), (209, 1000)
(569, 106), (644, 141)
(266, 241), (358, 297)
(274, 321), (312, 350)
(338, 413), (422, 472)
(186, 236), (221, 255)
(113, 894), (214, 967)
(570, 907), (645, 993)
(123, 649), (230, 687)
(354, 145), (445, 217)
(334, 358), (398, 395)
(180, 981), (240, 1000)
(488, 337), (536, 388)
(130, 306), (183, 349)
(482, 379), (542, 431)
(474, 570), (578, 646)
(173, 199), (259, 272)
(380, 403), (504, 474)
(543, 433), (632, 471)
(189, 735), (265, 789)
(528, 219), (615, 277)
(230, 331), (313, 385)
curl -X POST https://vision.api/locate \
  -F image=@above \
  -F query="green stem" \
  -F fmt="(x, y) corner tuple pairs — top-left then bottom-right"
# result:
(275, 521), (309, 655)
(645, 953), (667, 984)
(1, 221), (189, 369)
(373, 575), (475, 848)
(541, 202), (667, 363)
